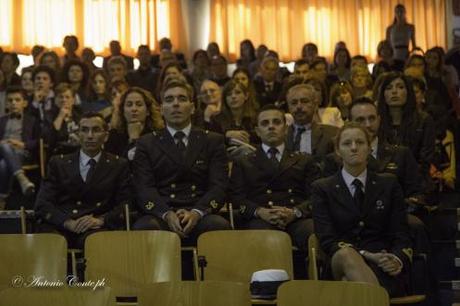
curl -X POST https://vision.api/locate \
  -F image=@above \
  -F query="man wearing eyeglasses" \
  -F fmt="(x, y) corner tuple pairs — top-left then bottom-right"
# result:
(35, 112), (131, 247)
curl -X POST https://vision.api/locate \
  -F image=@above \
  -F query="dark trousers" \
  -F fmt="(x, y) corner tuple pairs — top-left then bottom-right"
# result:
(239, 218), (314, 251)
(0, 143), (23, 194)
(132, 213), (231, 245)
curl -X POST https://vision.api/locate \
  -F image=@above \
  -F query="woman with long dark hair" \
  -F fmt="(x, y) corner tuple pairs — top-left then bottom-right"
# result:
(377, 72), (435, 182)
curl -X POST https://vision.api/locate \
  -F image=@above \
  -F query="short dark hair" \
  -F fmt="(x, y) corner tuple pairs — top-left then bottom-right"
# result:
(1, 52), (20, 67)
(161, 78), (194, 103)
(256, 104), (286, 124)
(32, 65), (56, 85)
(5, 86), (27, 100)
(294, 59), (309, 69)
(349, 96), (377, 119)
(79, 111), (108, 131)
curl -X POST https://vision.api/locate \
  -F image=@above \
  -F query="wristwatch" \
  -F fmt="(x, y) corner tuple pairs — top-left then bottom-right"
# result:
(293, 207), (302, 218)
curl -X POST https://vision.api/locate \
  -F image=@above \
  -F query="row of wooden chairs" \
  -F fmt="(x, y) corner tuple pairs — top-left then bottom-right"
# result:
(0, 231), (424, 305)
(0, 280), (391, 306)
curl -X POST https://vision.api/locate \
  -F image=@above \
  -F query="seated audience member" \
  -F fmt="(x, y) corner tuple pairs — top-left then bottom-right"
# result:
(132, 79), (231, 242)
(1, 52), (21, 87)
(186, 49), (211, 94)
(312, 123), (412, 297)
(248, 44), (268, 77)
(206, 80), (259, 158)
(26, 65), (58, 125)
(350, 55), (369, 70)
(307, 77), (343, 127)
(30, 45), (45, 68)
(351, 66), (373, 99)
(293, 59), (310, 81)
(103, 40), (134, 71)
(20, 67), (35, 100)
(38, 51), (62, 79)
(301, 43), (319, 65)
(152, 37), (187, 69)
(106, 56), (129, 83)
(105, 87), (163, 160)
(35, 112), (131, 247)
(377, 72), (435, 189)
(0, 87), (38, 207)
(50, 83), (83, 155)
(329, 81), (354, 122)
(372, 40), (398, 79)
(236, 39), (256, 71)
(285, 78), (338, 161)
(329, 47), (351, 82)
(127, 45), (159, 94)
(156, 62), (188, 101)
(310, 58), (332, 89)
(81, 47), (98, 75)
(206, 42), (221, 59)
(210, 55), (231, 87)
(62, 35), (80, 65)
(232, 67), (259, 110)
(230, 104), (320, 250)
(199, 79), (222, 123)
(83, 69), (112, 119)
(61, 60), (90, 105)
(253, 56), (283, 107)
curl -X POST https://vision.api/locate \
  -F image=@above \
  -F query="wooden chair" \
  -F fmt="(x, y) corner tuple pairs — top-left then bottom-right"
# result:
(308, 234), (426, 305)
(84, 230), (181, 298)
(138, 281), (251, 306)
(277, 280), (390, 306)
(0, 286), (114, 306)
(197, 230), (293, 305)
(0, 233), (67, 287)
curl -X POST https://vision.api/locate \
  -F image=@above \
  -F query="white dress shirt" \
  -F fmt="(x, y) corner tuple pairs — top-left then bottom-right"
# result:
(341, 168), (367, 197)
(293, 124), (312, 154)
(79, 150), (102, 182)
(261, 143), (285, 162)
(166, 124), (192, 146)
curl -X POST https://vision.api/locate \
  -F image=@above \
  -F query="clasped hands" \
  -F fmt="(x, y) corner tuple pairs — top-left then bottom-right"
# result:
(362, 250), (403, 276)
(63, 215), (104, 234)
(164, 209), (201, 238)
(256, 206), (297, 229)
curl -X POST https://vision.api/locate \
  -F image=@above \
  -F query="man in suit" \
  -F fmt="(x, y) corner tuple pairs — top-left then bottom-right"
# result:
(126, 45), (159, 94)
(132, 79), (231, 242)
(253, 56), (283, 107)
(151, 37), (187, 70)
(35, 112), (131, 247)
(284, 78), (338, 161)
(230, 104), (320, 250)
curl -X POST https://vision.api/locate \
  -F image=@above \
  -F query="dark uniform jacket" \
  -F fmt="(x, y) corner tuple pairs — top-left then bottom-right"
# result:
(35, 151), (131, 229)
(311, 170), (412, 268)
(285, 122), (338, 161)
(132, 127), (229, 218)
(230, 147), (320, 220)
(322, 142), (424, 198)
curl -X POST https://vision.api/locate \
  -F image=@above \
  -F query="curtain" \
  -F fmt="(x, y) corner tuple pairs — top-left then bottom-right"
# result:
(0, 0), (186, 56)
(210, 0), (447, 61)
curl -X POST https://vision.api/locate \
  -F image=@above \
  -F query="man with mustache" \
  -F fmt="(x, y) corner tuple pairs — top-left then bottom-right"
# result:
(132, 78), (230, 242)
(285, 78), (338, 162)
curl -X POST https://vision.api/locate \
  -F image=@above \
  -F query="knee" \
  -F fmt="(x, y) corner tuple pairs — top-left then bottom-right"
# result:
(331, 247), (361, 268)
(201, 214), (231, 231)
(132, 215), (163, 231)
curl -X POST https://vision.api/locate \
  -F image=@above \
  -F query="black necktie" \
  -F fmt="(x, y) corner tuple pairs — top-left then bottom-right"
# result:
(174, 131), (187, 153)
(293, 127), (306, 151)
(268, 147), (279, 166)
(86, 158), (97, 183)
(352, 179), (365, 211)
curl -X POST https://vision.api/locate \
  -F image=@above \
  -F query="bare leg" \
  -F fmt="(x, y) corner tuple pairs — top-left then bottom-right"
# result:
(331, 247), (379, 285)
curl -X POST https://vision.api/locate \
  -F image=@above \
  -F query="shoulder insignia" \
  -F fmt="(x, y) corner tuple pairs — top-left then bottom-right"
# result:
(402, 248), (413, 262)
(152, 131), (157, 136)
(338, 241), (353, 249)
(205, 130), (209, 134)
(239, 205), (246, 214)
(60, 154), (64, 159)
(115, 155), (120, 160)
(145, 201), (155, 210)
